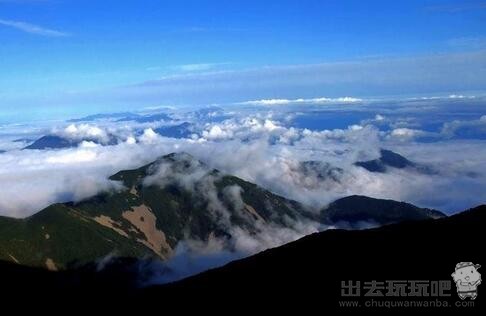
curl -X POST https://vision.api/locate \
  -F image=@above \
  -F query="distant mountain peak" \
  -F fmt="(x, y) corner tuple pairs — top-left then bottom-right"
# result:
(109, 152), (210, 187)
(354, 149), (435, 174)
(321, 195), (445, 227)
(23, 135), (77, 150)
(23, 134), (118, 150)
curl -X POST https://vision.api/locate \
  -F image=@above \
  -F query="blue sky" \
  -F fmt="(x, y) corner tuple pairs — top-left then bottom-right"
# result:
(1, 0), (486, 121)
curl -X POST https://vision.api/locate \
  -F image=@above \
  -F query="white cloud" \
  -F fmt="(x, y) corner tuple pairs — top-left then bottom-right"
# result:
(57, 123), (110, 143)
(441, 115), (486, 138)
(411, 94), (477, 101)
(172, 63), (227, 73)
(390, 128), (423, 139)
(125, 136), (137, 145)
(202, 125), (233, 140)
(241, 96), (363, 106)
(263, 119), (279, 131)
(45, 149), (97, 164)
(199, 117), (283, 141)
(79, 141), (99, 148)
(138, 128), (160, 144)
(448, 94), (476, 99)
(0, 18), (70, 37)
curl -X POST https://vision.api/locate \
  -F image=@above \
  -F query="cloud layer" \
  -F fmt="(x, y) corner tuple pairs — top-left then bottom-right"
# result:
(1, 99), (485, 218)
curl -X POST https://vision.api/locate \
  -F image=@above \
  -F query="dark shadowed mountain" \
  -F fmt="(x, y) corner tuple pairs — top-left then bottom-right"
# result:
(154, 122), (195, 138)
(151, 205), (485, 312)
(321, 195), (445, 226)
(0, 205), (483, 313)
(355, 149), (414, 172)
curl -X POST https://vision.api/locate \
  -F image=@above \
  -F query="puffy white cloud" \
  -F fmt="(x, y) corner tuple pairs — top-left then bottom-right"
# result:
(199, 117), (283, 141)
(55, 123), (111, 144)
(125, 136), (137, 145)
(375, 114), (385, 121)
(263, 119), (279, 131)
(79, 141), (99, 148)
(138, 128), (160, 144)
(202, 125), (233, 140)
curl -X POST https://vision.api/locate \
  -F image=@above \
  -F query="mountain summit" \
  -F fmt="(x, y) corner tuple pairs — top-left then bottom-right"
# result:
(0, 153), (311, 269)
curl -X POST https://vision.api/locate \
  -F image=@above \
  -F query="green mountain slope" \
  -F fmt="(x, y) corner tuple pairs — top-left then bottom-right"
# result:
(0, 204), (149, 269)
(0, 153), (311, 269)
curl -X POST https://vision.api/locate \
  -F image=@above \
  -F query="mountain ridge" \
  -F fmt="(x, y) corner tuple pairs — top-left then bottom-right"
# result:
(0, 152), (445, 271)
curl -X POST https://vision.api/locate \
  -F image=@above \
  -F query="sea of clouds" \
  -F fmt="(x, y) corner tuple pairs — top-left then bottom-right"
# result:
(0, 96), (485, 219)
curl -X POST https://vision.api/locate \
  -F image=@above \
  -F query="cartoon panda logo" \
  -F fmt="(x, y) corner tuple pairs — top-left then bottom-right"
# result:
(452, 262), (481, 300)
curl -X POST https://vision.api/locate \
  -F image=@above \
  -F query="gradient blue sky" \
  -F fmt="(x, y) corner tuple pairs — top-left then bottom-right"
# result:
(1, 0), (486, 121)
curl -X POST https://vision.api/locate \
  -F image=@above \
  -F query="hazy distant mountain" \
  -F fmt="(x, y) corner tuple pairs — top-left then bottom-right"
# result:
(70, 111), (172, 123)
(23, 135), (79, 150)
(117, 113), (172, 123)
(193, 106), (229, 122)
(68, 112), (138, 122)
(23, 134), (118, 150)
(154, 122), (195, 139)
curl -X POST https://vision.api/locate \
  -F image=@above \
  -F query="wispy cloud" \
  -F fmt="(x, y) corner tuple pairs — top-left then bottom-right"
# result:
(172, 63), (229, 73)
(239, 97), (363, 106)
(146, 63), (230, 73)
(0, 18), (70, 37)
